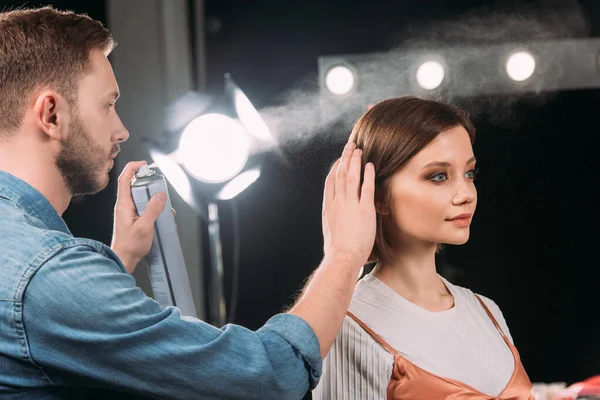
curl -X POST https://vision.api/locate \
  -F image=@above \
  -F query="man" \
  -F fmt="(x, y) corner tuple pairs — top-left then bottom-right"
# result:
(0, 6), (376, 399)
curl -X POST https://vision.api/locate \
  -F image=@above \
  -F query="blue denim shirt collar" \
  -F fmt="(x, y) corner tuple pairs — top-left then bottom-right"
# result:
(0, 170), (71, 236)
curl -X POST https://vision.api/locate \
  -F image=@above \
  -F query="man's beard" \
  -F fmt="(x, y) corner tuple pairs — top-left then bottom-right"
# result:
(55, 112), (117, 196)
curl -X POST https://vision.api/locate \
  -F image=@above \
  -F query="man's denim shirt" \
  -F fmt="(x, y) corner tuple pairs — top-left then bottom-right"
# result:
(0, 171), (322, 399)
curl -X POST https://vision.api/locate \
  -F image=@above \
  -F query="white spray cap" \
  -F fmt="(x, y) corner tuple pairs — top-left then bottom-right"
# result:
(136, 164), (154, 178)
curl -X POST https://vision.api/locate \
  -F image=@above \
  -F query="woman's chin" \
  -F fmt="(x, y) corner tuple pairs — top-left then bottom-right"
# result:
(442, 233), (470, 245)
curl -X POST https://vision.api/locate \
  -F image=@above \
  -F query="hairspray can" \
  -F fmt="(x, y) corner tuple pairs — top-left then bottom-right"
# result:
(131, 164), (197, 318)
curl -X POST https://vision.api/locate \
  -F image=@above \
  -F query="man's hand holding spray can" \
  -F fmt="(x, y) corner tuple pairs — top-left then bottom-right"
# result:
(130, 164), (198, 318)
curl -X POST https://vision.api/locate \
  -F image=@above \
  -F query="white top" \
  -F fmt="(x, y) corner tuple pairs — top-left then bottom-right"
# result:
(313, 274), (516, 399)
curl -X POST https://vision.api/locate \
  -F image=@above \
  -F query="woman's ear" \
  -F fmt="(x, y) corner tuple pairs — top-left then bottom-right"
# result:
(376, 201), (390, 215)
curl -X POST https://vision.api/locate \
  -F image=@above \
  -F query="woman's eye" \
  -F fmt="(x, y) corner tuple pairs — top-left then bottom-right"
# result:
(430, 172), (448, 182)
(465, 168), (479, 180)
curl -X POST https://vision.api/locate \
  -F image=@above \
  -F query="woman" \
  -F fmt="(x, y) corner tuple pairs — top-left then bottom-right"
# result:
(313, 97), (534, 399)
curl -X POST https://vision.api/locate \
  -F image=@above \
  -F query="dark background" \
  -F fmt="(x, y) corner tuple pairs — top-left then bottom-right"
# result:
(3, 0), (598, 394)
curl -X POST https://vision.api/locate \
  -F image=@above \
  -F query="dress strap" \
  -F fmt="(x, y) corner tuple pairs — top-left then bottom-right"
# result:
(474, 294), (507, 338)
(346, 311), (398, 356)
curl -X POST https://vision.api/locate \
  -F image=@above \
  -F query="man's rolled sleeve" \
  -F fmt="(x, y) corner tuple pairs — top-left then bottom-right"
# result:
(258, 313), (323, 389)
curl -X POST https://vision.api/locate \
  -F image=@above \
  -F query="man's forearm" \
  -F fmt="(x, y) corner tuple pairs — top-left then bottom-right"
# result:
(288, 256), (362, 358)
(286, 142), (376, 360)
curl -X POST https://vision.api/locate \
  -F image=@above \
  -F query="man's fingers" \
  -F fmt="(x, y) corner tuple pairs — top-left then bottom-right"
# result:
(324, 159), (339, 203)
(346, 149), (362, 200)
(137, 192), (167, 229)
(116, 161), (148, 206)
(335, 142), (356, 197)
(360, 162), (376, 207)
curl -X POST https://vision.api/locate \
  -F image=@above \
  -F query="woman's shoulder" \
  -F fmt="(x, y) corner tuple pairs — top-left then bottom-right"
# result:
(324, 315), (394, 375)
(325, 314), (395, 366)
(442, 276), (498, 307)
(337, 314), (394, 355)
(315, 315), (393, 399)
(443, 278), (514, 343)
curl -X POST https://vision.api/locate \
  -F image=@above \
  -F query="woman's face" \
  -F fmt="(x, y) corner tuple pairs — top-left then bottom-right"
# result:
(381, 125), (477, 247)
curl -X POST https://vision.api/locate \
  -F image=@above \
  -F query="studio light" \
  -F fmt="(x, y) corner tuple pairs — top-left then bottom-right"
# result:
(148, 74), (267, 327)
(416, 60), (445, 90)
(216, 168), (261, 200)
(226, 74), (274, 142)
(178, 113), (250, 184)
(325, 65), (356, 95)
(506, 51), (536, 82)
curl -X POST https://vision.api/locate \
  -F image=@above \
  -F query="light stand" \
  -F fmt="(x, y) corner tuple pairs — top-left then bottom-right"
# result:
(207, 202), (227, 327)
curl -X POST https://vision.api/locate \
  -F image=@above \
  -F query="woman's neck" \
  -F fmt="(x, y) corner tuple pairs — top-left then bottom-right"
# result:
(371, 241), (454, 312)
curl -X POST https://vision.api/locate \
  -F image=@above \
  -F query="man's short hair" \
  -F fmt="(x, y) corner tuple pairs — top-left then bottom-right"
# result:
(0, 6), (116, 137)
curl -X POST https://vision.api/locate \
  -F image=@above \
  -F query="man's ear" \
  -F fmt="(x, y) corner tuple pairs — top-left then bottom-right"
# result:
(33, 91), (69, 141)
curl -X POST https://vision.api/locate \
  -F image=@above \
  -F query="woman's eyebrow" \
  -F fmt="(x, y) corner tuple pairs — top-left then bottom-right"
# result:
(421, 157), (476, 170)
